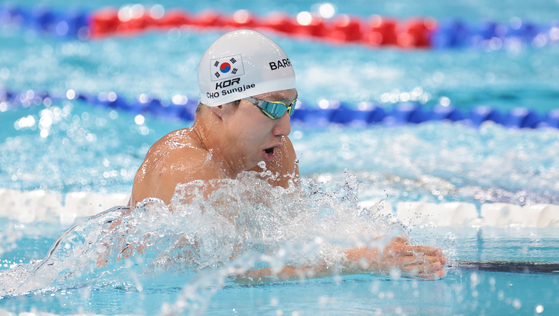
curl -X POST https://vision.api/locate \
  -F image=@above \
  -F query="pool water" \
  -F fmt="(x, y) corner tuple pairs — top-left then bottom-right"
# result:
(2, 219), (559, 315)
(3, 265), (558, 315)
(2, 0), (559, 315)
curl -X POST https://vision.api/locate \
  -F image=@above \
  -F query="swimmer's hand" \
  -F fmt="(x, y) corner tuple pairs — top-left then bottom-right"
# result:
(344, 236), (447, 279)
(237, 237), (446, 283)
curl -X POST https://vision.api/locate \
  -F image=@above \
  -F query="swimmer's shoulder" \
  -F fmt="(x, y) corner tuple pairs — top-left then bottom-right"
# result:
(132, 128), (224, 205)
(147, 128), (207, 159)
(144, 128), (223, 173)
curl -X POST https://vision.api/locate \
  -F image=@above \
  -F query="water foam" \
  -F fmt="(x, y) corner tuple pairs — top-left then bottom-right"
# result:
(0, 170), (404, 313)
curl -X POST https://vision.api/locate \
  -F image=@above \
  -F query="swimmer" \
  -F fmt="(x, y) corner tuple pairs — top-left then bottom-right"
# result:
(129, 30), (446, 279)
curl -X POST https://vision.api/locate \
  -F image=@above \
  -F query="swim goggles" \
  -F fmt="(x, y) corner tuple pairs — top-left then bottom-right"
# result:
(243, 96), (297, 120)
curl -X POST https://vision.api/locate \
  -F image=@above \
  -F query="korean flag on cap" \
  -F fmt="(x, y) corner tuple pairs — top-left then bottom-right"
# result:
(211, 54), (245, 82)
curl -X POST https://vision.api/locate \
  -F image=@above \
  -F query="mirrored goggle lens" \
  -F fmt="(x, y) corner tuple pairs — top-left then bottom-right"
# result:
(258, 99), (296, 119)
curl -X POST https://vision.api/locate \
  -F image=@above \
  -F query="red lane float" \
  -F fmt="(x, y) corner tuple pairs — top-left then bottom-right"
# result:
(226, 9), (257, 28)
(90, 8), (119, 38)
(330, 15), (363, 42)
(7, 5), (554, 50)
(157, 9), (192, 28)
(259, 13), (297, 34)
(191, 10), (226, 28)
(397, 18), (437, 48)
(89, 6), (436, 48)
(118, 15), (156, 34)
(363, 15), (398, 46)
(290, 12), (329, 38)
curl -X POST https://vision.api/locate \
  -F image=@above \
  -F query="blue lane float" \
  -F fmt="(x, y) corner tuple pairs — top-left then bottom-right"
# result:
(430, 104), (464, 122)
(431, 20), (474, 49)
(544, 109), (559, 129)
(468, 106), (503, 127)
(505, 108), (541, 129)
(432, 18), (552, 50)
(0, 4), (90, 37)
(1, 88), (558, 130)
(329, 103), (387, 125)
(386, 102), (430, 125)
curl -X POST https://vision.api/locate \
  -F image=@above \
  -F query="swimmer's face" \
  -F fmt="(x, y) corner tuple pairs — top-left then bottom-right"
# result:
(219, 88), (297, 170)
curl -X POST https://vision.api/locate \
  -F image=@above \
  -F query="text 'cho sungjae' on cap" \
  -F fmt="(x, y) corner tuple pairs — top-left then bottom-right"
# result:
(198, 29), (296, 107)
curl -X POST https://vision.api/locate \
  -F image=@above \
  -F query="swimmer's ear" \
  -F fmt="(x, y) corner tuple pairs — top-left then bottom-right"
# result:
(209, 105), (225, 119)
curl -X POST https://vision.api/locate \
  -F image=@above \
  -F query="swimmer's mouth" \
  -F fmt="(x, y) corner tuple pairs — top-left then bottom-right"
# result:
(262, 145), (279, 161)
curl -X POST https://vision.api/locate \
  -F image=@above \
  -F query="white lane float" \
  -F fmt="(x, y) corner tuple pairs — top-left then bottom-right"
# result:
(479, 203), (559, 228)
(0, 189), (129, 224)
(526, 204), (559, 227)
(0, 189), (64, 223)
(63, 192), (129, 224)
(358, 200), (559, 228)
(480, 203), (523, 227)
(394, 202), (480, 227)
(1, 188), (558, 227)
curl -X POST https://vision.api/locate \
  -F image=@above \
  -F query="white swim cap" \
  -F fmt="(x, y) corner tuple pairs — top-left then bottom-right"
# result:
(198, 29), (296, 107)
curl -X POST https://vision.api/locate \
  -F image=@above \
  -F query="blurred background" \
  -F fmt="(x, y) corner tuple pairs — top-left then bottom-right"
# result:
(2, 0), (559, 111)
(1, 0), (559, 206)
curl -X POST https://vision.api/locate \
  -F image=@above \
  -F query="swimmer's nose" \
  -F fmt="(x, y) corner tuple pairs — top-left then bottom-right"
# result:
(273, 112), (291, 138)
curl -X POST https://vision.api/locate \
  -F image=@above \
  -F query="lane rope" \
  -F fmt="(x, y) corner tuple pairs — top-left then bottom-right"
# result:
(1, 88), (558, 129)
(1, 3), (559, 50)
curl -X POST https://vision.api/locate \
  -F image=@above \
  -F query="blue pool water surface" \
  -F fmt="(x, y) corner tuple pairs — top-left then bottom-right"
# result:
(1, 0), (559, 315)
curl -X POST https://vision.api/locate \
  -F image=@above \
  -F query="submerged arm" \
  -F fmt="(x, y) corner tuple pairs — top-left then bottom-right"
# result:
(342, 237), (446, 279)
(238, 237), (446, 282)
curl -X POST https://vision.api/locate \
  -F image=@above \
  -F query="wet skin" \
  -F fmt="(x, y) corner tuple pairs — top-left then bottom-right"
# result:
(131, 89), (299, 206)
(129, 88), (447, 279)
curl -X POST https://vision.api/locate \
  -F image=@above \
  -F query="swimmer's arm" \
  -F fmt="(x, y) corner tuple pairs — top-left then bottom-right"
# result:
(249, 136), (299, 188)
(342, 237), (446, 279)
(237, 237), (446, 282)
